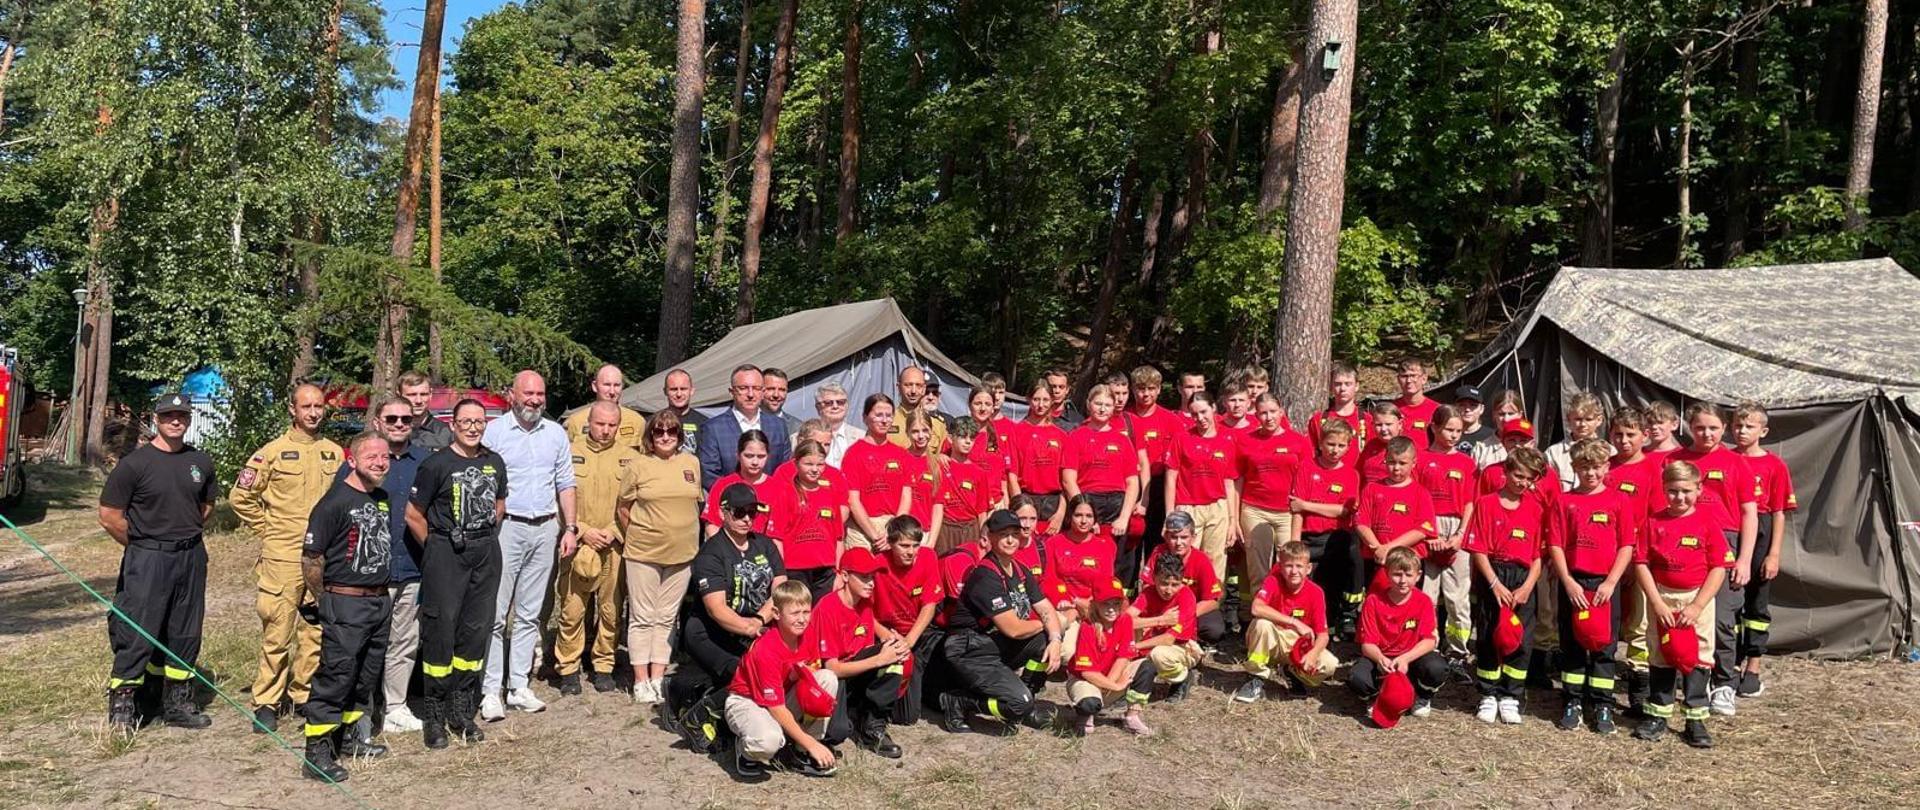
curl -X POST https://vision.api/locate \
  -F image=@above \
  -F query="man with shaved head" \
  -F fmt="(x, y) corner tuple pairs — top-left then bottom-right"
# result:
(232, 382), (345, 732)
(887, 365), (948, 450)
(478, 370), (579, 720)
(553, 401), (638, 696)
(662, 368), (705, 455)
(564, 364), (646, 450)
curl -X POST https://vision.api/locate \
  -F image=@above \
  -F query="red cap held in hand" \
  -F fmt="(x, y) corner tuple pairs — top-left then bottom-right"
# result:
(1493, 605), (1526, 658)
(1370, 671), (1416, 729)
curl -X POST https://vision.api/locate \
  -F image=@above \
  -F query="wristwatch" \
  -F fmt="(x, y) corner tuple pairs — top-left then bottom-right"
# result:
(566, 523), (579, 535)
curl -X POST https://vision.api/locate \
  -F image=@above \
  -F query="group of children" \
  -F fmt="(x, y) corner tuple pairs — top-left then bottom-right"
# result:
(684, 361), (1797, 779)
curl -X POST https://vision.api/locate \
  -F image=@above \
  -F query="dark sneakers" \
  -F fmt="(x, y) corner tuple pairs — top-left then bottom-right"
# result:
(775, 745), (837, 777)
(107, 687), (139, 732)
(557, 672), (583, 696)
(1592, 704), (1617, 735)
(1683, 719), (1714, 749)
(590, 672), (621, 694)
(1557, 701), (1584, 731)
(252, 705), (277, 734)
(160, 682), (210, 729)
(1166, 677), (1194, 703)
(733, 748), (770, 782)
(1737, 671), (1765, 698)
(1631, 718), (1667, 742)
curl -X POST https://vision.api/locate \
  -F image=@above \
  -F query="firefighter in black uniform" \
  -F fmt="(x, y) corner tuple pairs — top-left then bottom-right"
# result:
(99, 393), (217, 732)
(405, 399), (509, 750)
(937, 509), (1065, 734)
(298, 433), (395, 781)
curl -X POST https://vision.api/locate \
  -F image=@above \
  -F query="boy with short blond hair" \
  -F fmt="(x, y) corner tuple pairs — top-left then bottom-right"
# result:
(1236, 541), (1339, 702)
(1730, 402), (1794, 697)
(1351, 547), (1446, 721)
(1357, 402), (1404, 487)
(726, 580), (842, 779)
(1547, 439), (1636, 734)
(1291, 418), (1363, 637)
(1464, 445), (1549, 725)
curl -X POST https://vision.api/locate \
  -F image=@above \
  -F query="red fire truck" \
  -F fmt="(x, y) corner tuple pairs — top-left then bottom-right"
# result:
(0, 347), (28, 507)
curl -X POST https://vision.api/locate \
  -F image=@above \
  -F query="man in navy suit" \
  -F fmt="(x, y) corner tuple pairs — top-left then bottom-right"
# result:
(695, 364), (793, 489)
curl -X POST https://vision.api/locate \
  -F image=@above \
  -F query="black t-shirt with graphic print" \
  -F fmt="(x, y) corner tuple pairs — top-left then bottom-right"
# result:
(690, 531), (787, 617)
(954, 556), (1042, 637)
(410, 447), (509, 548)
(99, 442), (216, 543)
(303, 482), (393, 587)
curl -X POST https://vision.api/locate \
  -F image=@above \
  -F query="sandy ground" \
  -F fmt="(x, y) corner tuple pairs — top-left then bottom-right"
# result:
(3, 463), (1918, 810)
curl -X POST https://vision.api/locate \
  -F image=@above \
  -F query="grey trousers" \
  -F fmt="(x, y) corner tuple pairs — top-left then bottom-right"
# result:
(384, 580), (422, 711)
(486, 518), (559, 692)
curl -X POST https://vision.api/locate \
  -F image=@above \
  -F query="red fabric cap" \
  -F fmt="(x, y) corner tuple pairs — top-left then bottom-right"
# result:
(1289, 633), (1317, 670)
(1499, 417), (1535, 440)
(839, 546), (884, 576)
(1660, 622), (1701, 674)
(1091, 577), (1127, 603)
(1571, 594), (1613, 652)
(1126, 513), (1146, 538)
(1493, 604), (1526, 658)
(795, 667), (838, 718)
(1371, 671), (1415, 729)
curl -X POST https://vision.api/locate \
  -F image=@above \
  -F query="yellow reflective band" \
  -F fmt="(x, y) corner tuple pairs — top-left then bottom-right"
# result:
(163, 665), (193, 681)
(305, 722), (341, 737)
(883, 664), (905, 675)
(1125, 690), (1150, 704)
(423, 661), (453, 678)
(986, 698), (1005, 719)
(1161, 665), (1188, 683)
(1501, 665), (1528, 680)
(451, 656), (483, 672)
(342, 710), (364, 724)
(1742, 619), (1771, 632)
(1445, 625), (1472, 641)
(1246, 650), (1270, 666)
(1024, 659), (1047, 672)
(146, 663), (165, 676)
(701, 722), (717, 742)
(1344, 592), (1365, 604)
(1562, 672), (1587, 686)
(108, 676), (145, 688)
(1646, 703), (1674, 718)
(1589, 677), (1617, 690)
(1474, 667), (1501, 682)
(1627, 647), (1650, 664)
(1683, 706), (1711, 720)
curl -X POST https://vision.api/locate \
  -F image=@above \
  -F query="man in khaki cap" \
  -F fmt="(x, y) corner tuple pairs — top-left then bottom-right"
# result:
(231, 382), (343, 732)
(554, 401), (638, 695)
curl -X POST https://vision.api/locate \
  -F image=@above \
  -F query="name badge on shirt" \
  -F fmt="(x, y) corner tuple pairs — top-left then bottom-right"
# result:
(1413, 421), (1427, 430)
(1619, 482), (1637, 493)
(572, 455), (586, 464)
(1402, 619), (1418, 629)
(818, 508), (833, 519)
(910, 587), (924, 596)
(1047, 439), (1060, 448)
(1105, 444), (1119, 452)
(1081, 557), (1096, 567)
(1447, 470), (1463, 480)
(1590, 512), (1609, 524)
(1707, 470), (1725, 481)
(885, 461), (900, 470)
(1211, 451), (1225, 459)
(1329, 484), (1344, 494)
(1391, 502), (1408, 513)
(854, 626), (868, 636)
(921, 472), (935, 482)
(960, 480), (975, 491)
(1509, 528), (1527, 539)
(1145, 431), (1159, 440)
(1291, 608), (1306, 618)
(1680, 535), (1700, 548)
(280, 450), (301, 460)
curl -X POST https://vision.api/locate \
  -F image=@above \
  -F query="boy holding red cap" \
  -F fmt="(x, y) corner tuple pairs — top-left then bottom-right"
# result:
(870, 516), (945, 725)
(808, 547), (910, 758)
(1351, 547), (1446, 723)
(725, 580), (841, 780)
(1067, 579), (1156, 736)
(1547, 439), (1636, 734)
(1464, 445), (1548, 725)
(1631, 460), (1727, 748)
(1236, 541), (1339, 702)
(1137, 511), (1227, 650)
(1132, 552), (1207, 702)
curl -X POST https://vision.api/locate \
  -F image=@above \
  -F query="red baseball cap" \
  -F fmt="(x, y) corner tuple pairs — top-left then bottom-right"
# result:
(796, 667), (838, 718)
(1370, 671), (1416, 729)
(1499, 417), (1536, 440)
(1659, 622), (1701, 674)
(1288, 633), (1317, 670)
(1571, 595), (1613, 652)
(839, 546), (884, 576)
(1493, 605), (1526, 658)
(1091, 577), (1127, 604)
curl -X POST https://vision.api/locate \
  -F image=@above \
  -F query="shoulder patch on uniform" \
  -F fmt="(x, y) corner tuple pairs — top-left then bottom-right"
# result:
(320, 450), (337, 461)
(683, 470), (696, 483)
(280, 450), (301, 460)
(236, 468), (258, 488)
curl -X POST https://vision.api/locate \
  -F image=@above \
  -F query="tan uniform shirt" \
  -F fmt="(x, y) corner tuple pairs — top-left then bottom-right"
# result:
(230, 429), (344, 562)
(563, 403), (646, 450)
(886, 405), (948, 452)
(618, 451), (703, 566)
(571, 435), (639, 534)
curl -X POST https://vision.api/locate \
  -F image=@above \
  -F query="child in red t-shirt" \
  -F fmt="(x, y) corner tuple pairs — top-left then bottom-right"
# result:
(1131, 554), (1204, 702)
(1547, 439), (1637, 734)
(1630, 460), (1729, 749)
(1605, 405), (1662, 716)
(1351, 547), (1446, 723)
(935, 417), (995, 551)
(1066, 579), (1155, 736)
(1419, 406), (1477, 659)
(1671, 402), (1757, 716)
(870, 516), (945, 725)
(1643, 401), (1684, 464)
(808, 548), (910, 759)
(1290, 418), (1362, 637)
(725, 580), (839, 779)
(1047, 495), (1119, 625)
(1354, 437), (1436, 592)
(1138, 511), (1226, 648)
(1308, 362), (1374, 469)
(1356, 402), (1404, 488)
(1730, 402), (1795, 697)
(1464, 445), (1548, 725)
(1237, 541), (1339, 702)
(1392, 359), (1440, 451)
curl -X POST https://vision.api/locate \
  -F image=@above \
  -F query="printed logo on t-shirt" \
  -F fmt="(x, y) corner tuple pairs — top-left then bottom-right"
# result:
(1707, 470), (1724, 481)
(1618, 482), (1638, 493)
(1105, 444), (1119, 452)
(189, 465), (204, 484)
(1680, 535), (1700, 547)
(817, 508), (833, 519)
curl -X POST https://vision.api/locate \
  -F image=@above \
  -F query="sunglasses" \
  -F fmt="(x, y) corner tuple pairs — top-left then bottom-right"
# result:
(380, 414), (411, 425)
(650, 428), (678, 436)
(727, 506), (758, 519)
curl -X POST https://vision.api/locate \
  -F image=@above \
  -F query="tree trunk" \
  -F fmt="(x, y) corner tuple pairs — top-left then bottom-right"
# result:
(1580, 31), (1626, 267)
(1272, 0), (1358, 427)
(1257, 56), (1304, 232)
(427, 83), (445, 380)
(1845, 0), (1888, 231)
(658, 0), (707, 368)
(836, 0), (862, 241)
(736, 0), (799, 326)
(378, 0), (447, 390)
(1722, 28), (1759, 262)
(82, 194), (116, 465)
(709, 0), (752, 283)
(290, 0), (342, 385)
(1128, 188), (1167, 349)
(1674, 36), (1695, 267)
(0, 0), (26, 136)
(1072, 162), (1138, 401)
(1163, 7), (1223, 263)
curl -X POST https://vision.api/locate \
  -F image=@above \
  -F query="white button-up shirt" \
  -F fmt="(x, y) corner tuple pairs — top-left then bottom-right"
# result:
(482, 414), (576, 519)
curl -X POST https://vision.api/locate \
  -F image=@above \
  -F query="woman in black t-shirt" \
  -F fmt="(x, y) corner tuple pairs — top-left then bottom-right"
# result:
(935, 510), (1063, 735)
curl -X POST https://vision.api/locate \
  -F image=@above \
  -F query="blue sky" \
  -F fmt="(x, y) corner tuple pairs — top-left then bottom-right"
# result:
(377, 0), (507, 121)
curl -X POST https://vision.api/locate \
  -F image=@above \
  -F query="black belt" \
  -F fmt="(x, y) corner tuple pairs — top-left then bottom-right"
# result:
(505, 513), (555, 525)
(324, 584), (387, 597)
(129, 535), (203, 552)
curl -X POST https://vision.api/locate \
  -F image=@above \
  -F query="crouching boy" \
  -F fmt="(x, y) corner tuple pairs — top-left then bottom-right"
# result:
(1235, 541), (1339, 703)
(1066, 579), (1156, 736)
(810, 547), (910, 759)
(1350, 547), (1446, 723)
(726, 580), (842, 779)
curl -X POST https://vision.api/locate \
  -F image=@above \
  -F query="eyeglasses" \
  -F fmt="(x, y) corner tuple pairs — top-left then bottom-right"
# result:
(380, 414), (411, 425)
(454, 418), (487, 429)
(818, 399), (848, 408)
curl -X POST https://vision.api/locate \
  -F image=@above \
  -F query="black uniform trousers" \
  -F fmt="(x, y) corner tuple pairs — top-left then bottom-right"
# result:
(1470, 560), (1535, 699)
(1349, 653), (1447, 700)
(1648, 666), (1711, 723)
(1302, 530), (1361, 630)
(830, 643), (904, 739)
(1738, 514), (1776, 659)
(790, 567), (838, 602)
(108, 537), (207, 688)
(896, 627), (947, 724)
(664, 614), (751, 714)
(418, 537), (501, 700)
(940, 629), (1046, 722)
(1087, 491), (1137, 587)
(1710, 529), (1745, 688)
(305, 592), (391, 737)
(1556, 572), (1620, 703)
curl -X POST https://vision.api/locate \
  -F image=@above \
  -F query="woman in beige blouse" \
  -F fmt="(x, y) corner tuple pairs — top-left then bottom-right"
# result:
(617, 409), (704, 705)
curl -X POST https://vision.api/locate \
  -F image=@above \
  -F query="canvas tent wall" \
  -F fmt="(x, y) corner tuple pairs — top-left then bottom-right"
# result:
(1439, 258), (1920, 658)
(624, 298), (981, 420)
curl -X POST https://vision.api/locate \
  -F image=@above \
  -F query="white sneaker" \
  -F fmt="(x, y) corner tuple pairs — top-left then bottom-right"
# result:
(480, 693), (507, 722)
(1497, 697), (1523, 725)
(1410, 698), (1432, 718)
(1476, 696), (1498, 724)
(1709, 685), (1737, 717)
(631, 680), (659, 705)
(506, 686), (547, 714)
(382, 705), (422, 733)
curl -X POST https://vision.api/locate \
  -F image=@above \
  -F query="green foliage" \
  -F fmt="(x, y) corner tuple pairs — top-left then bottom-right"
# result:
(1333, 219), (1451, 362)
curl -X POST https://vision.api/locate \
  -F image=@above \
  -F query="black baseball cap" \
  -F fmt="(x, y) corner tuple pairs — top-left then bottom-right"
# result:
(984, 509), (1021, 534)
(719, 482), (762, 511)
(152, 393), (192, 415)
(1453, 385), (1484, 404)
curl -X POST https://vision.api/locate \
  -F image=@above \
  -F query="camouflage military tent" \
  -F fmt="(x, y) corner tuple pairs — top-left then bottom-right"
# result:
(623, 298), (980, 419)
(1440, 258), (1920, 658)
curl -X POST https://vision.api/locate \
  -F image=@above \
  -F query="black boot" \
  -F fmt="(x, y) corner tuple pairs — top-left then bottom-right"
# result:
(107, 686), (139, 732)
(448, 687), (485, 743)
(1683, 719), (1714, 749)
(420, 697), (450, 750)
(937, 693), (974, 734)
(1022, 669), (1047, 696)
(252, 705), (278, 734)
(1167, 675), (1194, 703)
(336, 722), (389, 758)
(590, 672), (620, 694)
(1631, 717), (1667, 742)
(558, 671), (582, 696)
(1624, 670), (1650, 719)
(161, 681), (210, 729)
(134, 678), (164, 725)
(858, 714), (902, 759)
(301, 734), (350, 782)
